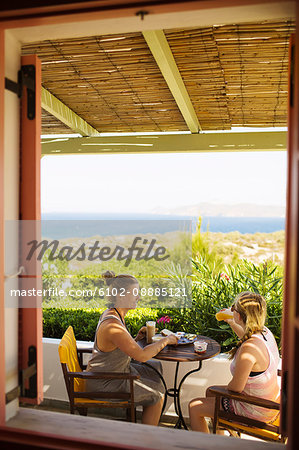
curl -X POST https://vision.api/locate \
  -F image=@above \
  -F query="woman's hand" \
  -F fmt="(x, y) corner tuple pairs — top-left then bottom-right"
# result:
(224, 318), (234, 326)
(135, 326), (147, 342)
(166, 333), (179, 346)
(108, 322), (178, 362)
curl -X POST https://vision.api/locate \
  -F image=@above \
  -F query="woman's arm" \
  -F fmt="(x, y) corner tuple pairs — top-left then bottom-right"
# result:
(107, 322), (177, 362)
(227, 341), (256, 392)
(225, 318), (245, 338)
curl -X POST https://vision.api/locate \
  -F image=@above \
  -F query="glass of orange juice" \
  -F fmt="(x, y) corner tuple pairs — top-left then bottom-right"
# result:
(215, 308), (233, 321)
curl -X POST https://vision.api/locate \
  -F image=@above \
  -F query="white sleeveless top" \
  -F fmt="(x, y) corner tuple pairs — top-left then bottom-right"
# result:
(230, 327), (280, 422)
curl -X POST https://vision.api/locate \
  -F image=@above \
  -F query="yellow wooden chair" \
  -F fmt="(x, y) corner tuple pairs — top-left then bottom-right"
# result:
(207, 382), (286, 443)
(58, 326), (139, 421)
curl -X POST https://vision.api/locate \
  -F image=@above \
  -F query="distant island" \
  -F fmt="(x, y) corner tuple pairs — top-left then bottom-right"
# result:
(150, 202), (285, 218)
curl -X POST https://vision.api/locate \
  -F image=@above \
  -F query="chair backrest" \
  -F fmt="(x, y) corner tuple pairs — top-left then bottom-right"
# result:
(271, 415), (280, 428)
(58, 326), (84, 391)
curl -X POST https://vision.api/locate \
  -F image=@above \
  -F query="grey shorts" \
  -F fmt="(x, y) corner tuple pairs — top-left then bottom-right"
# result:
(85, 359), (164, 407)
(130, 359), (165, 407)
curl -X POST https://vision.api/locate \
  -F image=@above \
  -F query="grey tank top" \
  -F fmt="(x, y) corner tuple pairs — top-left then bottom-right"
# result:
(86, 314), (131, 374)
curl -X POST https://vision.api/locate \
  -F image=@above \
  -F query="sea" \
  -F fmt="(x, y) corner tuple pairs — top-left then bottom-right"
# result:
(41, 213), (285, 239)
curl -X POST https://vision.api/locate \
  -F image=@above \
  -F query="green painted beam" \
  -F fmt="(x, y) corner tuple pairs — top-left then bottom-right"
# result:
(142, 30), (201, 134)
(42, 131), (287, 155)
(41, 87), (100, 137)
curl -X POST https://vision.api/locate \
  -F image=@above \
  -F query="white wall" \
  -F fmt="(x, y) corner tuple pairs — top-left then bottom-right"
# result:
(43, 338), (231, 418)
(4, 29), (21, 421)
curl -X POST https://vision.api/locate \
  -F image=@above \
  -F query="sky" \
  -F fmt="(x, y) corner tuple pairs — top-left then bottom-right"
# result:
(41, 147), (287, 214)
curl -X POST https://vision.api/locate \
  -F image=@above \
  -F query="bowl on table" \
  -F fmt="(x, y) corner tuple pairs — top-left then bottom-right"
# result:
(193, 340), (208, 354)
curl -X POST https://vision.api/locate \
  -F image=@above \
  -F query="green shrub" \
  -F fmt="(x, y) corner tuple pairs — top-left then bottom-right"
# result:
(43, 307), (160, 341)
(43, 259), (283, 354)
(43, 308), (101, 341)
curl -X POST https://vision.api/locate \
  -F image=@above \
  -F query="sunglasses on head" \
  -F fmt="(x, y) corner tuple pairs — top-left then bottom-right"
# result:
(231, 303), (247, 321)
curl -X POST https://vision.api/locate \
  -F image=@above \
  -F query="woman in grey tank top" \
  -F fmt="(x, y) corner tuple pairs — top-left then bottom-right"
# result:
(86, 271), (178, 426)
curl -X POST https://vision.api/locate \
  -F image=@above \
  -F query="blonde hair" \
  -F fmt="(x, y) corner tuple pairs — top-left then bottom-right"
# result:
(102, 271), (138, 307)
(229, 291), (267, 359)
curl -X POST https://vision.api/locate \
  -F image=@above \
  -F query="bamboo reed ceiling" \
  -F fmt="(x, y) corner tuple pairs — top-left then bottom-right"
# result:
(42, 109), (74, 133)
(22, 19), (295, 134)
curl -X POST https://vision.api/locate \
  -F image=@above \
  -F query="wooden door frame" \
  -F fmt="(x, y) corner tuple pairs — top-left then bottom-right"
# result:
(0, 0), (297, 448)
(0, 0), (284, 26)
(0, 27), (5, 426)
(283, 4), (299, 449)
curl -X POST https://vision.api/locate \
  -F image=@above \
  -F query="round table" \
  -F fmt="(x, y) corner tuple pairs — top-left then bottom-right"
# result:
(140, 335), (221, 429)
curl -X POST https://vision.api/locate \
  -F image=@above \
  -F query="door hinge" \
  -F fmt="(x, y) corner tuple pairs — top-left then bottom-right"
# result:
(5, 346), (37, 404)
(4, 64), (36, 120)
(19, 345), (37, 399)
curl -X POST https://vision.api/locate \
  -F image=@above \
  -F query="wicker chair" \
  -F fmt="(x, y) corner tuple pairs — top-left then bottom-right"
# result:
(58, 326), (139, 421)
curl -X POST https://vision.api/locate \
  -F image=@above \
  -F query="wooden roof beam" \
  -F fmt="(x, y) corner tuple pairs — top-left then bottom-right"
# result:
(142, 30), (201, 134)
(41, 131), (286, 155)
(41, 87), (100, 137)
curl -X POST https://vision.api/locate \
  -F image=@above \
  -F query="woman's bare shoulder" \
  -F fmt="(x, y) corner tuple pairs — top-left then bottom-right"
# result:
(97, 313), (124, 335)
(240, 335), (268, 361)
(240, 336), (264, 354)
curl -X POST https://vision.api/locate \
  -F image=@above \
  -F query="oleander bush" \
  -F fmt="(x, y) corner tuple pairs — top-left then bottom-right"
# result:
(43, 258), (283, 352)
(187, 258), (283, 351)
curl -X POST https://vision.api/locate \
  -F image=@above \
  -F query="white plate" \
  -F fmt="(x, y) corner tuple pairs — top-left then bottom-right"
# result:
(152, 335), (164, 342)
(175, 331), (185, 337)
